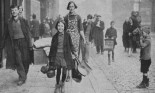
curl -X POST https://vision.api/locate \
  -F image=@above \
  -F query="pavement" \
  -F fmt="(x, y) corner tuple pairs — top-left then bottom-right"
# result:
(0, 31), (155, 93)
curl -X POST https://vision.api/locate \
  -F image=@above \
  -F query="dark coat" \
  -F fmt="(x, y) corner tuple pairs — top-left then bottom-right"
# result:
(105, 27), (117, 45)
(122, 21), (132, 48)
(92, 20), (105, 46)
(48, 32), (75, 69)
(1, 17), (32, 70)
(31, 19), (40, 38)
(83, 21), (93, 42)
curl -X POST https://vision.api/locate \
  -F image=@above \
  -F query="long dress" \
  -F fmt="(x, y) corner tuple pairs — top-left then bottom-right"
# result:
(64, 13), (83, 56)
(122, 21), (130, 48)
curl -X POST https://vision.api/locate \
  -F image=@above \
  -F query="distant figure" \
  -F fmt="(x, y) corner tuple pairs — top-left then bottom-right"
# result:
(31, 14), (40, 42)
(105, 21), (117, 63)
(130, 11), (141, 53)
(92, 15), (105, 54)
(42, 18), (51, 38)
(39, 19), (46, 38)
(122, 18), (132, 52)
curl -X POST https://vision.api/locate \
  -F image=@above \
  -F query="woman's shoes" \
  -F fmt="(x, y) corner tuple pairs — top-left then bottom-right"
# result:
(60, 81), (65, 93)
(54, 84), (61, 93)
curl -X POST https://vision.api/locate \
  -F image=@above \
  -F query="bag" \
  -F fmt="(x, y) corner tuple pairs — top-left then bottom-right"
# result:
(74, 57), (92, 76)
(47, 69), (55, 78)
(41, 64), (49, 74)
(40, 62), (56, 74)
(72, 68), (82, 83)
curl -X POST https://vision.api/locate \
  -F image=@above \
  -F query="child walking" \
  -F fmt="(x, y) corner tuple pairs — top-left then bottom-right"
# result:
(48, 20), (76, 93)
(105, 21), (117, 64)
(136, 27), (151, 88)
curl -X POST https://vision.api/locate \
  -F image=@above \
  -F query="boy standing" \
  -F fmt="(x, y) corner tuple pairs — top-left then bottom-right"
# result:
(136, 27), (151, 88)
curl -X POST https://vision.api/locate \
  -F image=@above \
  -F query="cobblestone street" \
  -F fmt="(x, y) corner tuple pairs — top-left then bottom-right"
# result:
(0, 31), (155, 93)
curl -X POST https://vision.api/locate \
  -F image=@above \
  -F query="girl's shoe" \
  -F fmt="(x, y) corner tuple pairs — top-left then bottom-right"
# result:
(54, 84), (61, 93)
(60, 81), (65, 93)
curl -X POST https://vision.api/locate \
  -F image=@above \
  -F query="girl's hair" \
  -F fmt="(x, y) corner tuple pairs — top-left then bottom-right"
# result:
(67, 1), (78, 10)
(55, 20), (67, 31)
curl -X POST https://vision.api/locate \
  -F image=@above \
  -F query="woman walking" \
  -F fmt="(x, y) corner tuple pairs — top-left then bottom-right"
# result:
(64, 1), (86, 82)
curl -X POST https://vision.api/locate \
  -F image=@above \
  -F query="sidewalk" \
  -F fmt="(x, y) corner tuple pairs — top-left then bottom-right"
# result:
(0, 56), (117, 93)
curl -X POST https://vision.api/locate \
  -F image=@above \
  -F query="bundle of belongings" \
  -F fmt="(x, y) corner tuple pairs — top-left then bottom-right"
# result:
(33, 37), (52, 56)
(34, 37), (52, 48)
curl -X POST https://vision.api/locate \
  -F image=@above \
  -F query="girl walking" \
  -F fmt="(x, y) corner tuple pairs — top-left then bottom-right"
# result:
(48, 20), (76, 93)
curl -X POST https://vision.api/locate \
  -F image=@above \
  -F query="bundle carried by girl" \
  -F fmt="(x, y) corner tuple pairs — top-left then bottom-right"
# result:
(40, 62), (56, 78)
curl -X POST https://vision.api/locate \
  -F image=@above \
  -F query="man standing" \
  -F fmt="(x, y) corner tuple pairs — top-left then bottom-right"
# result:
(0, 5), (32, 86)
(31, 14), (40, 42)
(81, 14), (93, 63)
(92, 15), (105, 54)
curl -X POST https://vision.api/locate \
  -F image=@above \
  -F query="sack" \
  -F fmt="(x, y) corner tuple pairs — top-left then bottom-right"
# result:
(47, 69), (55, 78)
(41, 64), (49, 74)
(40, 62), (56, 74)
(72, 68), (82, 83)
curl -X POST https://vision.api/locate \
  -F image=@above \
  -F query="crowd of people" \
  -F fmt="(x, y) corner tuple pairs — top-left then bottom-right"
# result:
(0, 1), (152, 93)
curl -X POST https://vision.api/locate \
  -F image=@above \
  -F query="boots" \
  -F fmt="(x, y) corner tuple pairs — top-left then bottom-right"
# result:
(54, 84), (61, 93)
(136, 80), (145, 88)
(145, 78), (149, 87)
(60, 81), (65, 93)
(136, 76), (149, 88)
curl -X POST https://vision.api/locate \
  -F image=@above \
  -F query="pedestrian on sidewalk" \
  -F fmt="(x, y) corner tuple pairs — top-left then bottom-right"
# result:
(0, 5), (33, 86)
(122, 18), (132, 52)
(48, 20), (77, 93)
(130, 11), (141, 53)
(92, 14), (105, 55)
(64, 1), (86, 82)
(30, 14), (40, 42)
(105, 21), (117, 62)
(81, 14), (93, 63)
(136, 27), (151, 88)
